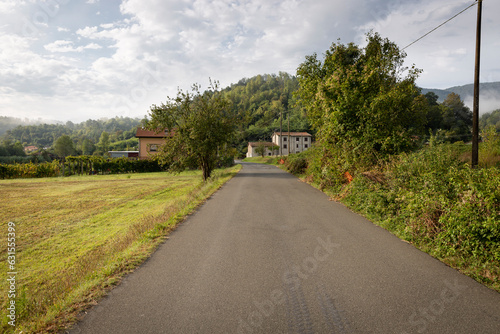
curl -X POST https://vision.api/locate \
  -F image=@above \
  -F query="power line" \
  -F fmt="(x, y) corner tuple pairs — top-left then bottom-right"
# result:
(402, 1), (478, 50)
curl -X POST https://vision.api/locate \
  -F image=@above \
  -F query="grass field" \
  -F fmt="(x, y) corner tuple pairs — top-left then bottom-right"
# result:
(0, 165), (241, 333)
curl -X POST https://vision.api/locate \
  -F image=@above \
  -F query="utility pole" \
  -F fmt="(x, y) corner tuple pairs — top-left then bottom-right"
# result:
(280, 108), (283, 156)
(287, 111), (290, 155)
(472, 0), (482, 167)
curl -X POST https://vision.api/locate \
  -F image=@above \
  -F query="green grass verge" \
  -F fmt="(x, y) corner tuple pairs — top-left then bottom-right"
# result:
(0, 165), (241, 333)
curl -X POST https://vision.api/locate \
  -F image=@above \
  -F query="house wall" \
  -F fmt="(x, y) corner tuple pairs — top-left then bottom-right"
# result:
(138, 137), (166, 159)
(272, 134), (311, 156)
(246, 144), (276, 158)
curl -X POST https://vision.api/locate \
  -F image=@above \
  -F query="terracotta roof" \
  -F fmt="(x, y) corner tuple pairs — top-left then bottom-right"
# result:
(135, 127), (174, 138)
(248, 142), (277, 147)
(272, 132), (312, 137)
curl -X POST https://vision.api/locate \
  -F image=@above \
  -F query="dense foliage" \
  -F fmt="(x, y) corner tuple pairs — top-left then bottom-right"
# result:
(296, 32), (428, 180)
(426, 92), (473, 142)
(222, 72), (311, 156)
(480, 109), (500, 132)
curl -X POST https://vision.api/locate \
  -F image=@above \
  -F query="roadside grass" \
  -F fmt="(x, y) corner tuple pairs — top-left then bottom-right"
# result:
(0, 165), (241, 333)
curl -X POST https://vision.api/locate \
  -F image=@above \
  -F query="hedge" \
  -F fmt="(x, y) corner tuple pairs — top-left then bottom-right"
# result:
(0, 156), (165, 179)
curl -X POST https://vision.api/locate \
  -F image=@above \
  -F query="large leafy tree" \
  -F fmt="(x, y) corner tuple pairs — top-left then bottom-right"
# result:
(440, 93), (473, 142)
(54, 135), (76, 157)
(145, 81), (237, 181)
(296, 32), (427, 164)
(95, 131), (110, 155)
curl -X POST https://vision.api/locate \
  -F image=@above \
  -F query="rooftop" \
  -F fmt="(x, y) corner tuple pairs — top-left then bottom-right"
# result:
(272, 132), (312, 137)
(248, 142), (277, 147)
(135, 127), (174, 138)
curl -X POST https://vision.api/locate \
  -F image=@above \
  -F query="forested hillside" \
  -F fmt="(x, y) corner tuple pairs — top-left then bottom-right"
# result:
(0, 117), (141, 158)
(223, 72), (311, 156)
(0, 116), (46, 136)
(1, 73), (497, 159)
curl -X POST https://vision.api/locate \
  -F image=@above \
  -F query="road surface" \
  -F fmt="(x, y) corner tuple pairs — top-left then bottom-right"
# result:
(68, 162), (500, 333)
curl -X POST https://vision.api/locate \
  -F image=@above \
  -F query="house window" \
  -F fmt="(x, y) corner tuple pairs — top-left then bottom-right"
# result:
(305, 144), (308, 148)
(149, 144), (158, 152)
(296, 144), (299, 148)
(304, 138), (308, 142)
(283, 137), (287, 141)
(296, 138), (300, 141)
(284, 144), (287, 149)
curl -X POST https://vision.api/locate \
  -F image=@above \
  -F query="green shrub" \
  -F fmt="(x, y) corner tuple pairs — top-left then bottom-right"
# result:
(283, 153), (308, 175)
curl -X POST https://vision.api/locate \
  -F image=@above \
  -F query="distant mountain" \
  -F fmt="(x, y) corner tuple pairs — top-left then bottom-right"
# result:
(421, 82), (500, 114)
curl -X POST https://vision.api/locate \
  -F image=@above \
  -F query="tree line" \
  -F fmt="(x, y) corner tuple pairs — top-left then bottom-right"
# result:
(0, 117), (142, 159)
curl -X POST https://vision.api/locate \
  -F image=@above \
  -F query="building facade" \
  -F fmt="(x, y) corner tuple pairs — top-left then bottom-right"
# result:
(135, 128), (172, 159)
(271, 132), (312, 156)
(246, 142), (279, 158)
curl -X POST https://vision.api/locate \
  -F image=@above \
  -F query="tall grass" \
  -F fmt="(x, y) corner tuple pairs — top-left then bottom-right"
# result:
(0, 166), (240, 333)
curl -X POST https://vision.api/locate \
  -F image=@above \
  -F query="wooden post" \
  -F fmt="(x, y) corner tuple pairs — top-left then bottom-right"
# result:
(472, 0), (482, 167)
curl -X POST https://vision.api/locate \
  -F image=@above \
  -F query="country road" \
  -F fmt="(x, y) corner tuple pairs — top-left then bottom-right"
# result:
(67, 162), (500, 334)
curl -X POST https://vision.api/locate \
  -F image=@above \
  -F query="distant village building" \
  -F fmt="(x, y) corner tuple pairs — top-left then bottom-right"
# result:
(271, 132), (312, 156)
(24, 145), (38, 153)
(246, 132), (312, 157)
(246, 142), (278, 158)
(135, 128), (172, 159)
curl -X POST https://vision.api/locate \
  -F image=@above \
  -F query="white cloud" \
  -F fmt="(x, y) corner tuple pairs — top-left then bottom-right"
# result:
(44, 40), (82, 52)
(44, 40), (102, 53)
(84, 43), (102, 50)
(1, 0), (499, 122)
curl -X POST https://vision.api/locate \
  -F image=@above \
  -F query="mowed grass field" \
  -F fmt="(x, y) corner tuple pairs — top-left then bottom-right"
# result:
(0, 165), (241, 333)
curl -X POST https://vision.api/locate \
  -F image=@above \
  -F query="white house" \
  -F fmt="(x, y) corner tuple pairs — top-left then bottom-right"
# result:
(271, 132), (312, 155)
(246, 142), (278, 158)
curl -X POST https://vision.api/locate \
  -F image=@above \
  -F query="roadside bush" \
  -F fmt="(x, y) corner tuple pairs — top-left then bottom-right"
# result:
(283, 152), (308, 175)
(480, 125), (500, 167)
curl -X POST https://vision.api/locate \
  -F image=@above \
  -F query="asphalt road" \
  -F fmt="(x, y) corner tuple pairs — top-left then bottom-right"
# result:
(68, 162), (500, 334)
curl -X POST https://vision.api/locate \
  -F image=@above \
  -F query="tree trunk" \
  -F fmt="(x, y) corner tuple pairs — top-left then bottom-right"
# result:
(201, 157), (212, 181)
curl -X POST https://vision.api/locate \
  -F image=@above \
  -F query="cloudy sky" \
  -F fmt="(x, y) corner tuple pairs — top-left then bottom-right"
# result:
(1, 0), (498, 122)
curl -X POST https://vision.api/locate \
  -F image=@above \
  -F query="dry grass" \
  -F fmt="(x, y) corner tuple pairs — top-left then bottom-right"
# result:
(0, 166), (241, 333)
